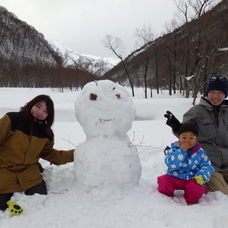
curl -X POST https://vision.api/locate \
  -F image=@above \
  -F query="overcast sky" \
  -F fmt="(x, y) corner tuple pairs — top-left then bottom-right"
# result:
(0, 0), (179, 57)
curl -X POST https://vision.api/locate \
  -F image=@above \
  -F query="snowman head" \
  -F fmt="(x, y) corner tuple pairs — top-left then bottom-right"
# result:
(75, 80), (136, 137)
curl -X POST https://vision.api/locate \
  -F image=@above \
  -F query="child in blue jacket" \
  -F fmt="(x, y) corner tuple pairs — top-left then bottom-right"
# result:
(157, 123), (214, 205)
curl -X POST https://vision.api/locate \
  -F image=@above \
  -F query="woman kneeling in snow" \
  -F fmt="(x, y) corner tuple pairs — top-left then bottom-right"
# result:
(0, 95), (74, 213)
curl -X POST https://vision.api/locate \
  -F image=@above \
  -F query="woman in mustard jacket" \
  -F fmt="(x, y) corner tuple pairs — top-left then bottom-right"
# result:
(0, 94), (75, 211)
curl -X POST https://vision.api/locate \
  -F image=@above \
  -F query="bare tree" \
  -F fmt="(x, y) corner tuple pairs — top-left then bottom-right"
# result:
(174, 0), (190, 22)
(171, 0), (221, 99)
(134, 23), (155, 48)
(189, 0), (220, 17)
(163, 17), (181, 96)
(103, 35), (135, 97)
(134, 23), (157, 98)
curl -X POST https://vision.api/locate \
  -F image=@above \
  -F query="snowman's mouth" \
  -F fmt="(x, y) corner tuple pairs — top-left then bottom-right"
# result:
(99, 118), (115, 124)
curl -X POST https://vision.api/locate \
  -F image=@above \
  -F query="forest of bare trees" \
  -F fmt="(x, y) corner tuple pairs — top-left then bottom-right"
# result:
(103, 0), (228, 103)
(1, 1), (228, 94)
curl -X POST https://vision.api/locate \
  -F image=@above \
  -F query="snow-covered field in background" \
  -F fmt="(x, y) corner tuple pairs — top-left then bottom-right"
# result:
(0, 87), (228, 228)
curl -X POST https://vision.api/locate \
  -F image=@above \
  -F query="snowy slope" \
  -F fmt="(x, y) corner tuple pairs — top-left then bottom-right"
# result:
(0, 87), (228, 228)
(49, 40), (119, 75)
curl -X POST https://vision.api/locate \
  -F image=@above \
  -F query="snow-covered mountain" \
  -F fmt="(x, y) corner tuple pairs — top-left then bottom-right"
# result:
(49, 40), (120, 77)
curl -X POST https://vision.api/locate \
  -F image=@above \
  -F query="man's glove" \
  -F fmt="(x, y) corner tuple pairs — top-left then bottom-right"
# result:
(7, 201), (23, 215)
(164, 111), (181, 132)
(195, 175), (205, 185)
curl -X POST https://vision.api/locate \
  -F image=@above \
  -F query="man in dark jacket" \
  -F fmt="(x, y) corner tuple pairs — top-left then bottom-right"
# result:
(165, 75), (228, 195)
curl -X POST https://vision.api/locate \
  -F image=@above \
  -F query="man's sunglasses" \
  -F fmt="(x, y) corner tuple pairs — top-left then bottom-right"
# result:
(210, 76), (227, 82)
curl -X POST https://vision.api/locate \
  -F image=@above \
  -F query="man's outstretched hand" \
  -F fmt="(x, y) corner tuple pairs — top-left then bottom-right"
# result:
(164, 110), (181, 132)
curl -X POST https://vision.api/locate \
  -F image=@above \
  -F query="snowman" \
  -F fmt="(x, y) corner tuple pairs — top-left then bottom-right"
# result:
(74, 80), (141, 191)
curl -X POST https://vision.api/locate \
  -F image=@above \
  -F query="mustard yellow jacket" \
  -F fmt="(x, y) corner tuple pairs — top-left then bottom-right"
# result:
(0, 112), (74, 194)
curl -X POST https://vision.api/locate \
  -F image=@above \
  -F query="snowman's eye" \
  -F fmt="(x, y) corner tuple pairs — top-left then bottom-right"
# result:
(90, 93), (97, 100)
(115, 94), (121, 99)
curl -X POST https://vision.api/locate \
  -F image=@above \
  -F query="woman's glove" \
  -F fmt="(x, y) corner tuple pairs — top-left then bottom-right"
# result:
(7, 201), (23, 215)
(195, 175), (205, 185)
(164, 111), (181, 132)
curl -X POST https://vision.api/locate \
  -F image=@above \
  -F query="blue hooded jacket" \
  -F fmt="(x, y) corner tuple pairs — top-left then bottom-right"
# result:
(165, 141), (214, 183)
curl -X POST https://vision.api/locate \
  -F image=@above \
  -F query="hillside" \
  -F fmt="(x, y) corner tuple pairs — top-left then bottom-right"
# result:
(0, 6), (118, 87)
(0, 6), (62, 67)
(103, 0), (228, 97)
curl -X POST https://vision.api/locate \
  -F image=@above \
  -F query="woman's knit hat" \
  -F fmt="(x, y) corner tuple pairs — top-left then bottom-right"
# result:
(206, 75), (228, 97)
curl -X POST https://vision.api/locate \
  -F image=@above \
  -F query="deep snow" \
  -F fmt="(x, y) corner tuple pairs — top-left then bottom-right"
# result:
(0, 86), (228, 228)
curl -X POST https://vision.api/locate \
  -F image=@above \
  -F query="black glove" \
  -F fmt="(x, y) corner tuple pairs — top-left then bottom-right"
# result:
(164, 111), (181, 132)
(164, 146), (171, 155)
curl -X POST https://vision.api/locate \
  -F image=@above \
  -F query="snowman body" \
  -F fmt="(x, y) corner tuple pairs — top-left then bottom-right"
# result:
(74, 80), (141, 191)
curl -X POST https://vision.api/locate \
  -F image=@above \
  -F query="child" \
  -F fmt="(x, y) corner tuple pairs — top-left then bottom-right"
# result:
(157, 123), (214, 205)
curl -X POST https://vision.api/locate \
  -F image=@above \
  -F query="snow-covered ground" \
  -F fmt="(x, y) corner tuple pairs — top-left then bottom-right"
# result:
(0, 86), (228, 228)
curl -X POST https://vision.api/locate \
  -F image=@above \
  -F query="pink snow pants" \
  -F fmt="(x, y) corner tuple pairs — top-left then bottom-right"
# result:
(157, 174), (206, 204)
